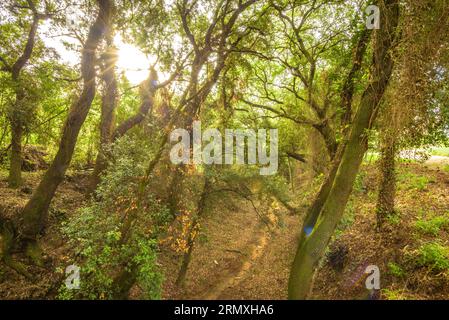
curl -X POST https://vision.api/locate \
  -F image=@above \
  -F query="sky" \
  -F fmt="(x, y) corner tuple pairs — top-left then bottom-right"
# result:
(40, 20), (152, 85)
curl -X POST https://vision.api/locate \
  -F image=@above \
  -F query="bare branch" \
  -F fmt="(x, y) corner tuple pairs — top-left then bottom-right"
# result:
(177, 0), (200, 54)
(241, 98), (315, 126)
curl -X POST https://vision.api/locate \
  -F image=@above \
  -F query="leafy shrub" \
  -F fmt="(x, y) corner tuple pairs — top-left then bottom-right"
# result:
(443, 164), (449, 173)
(386, 211), (401, 225)
(415, 242), (449, 272)
(59, 134), (170, 299)
(353, 170), (367, 193)
(382, 288), (407, 300)
(397, 172), (430, 191)
(387, 262), (405, 278)
(415, 215), (449, 235)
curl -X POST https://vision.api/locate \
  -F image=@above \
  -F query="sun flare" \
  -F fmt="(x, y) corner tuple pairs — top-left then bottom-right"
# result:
(114, 34), (153, 85)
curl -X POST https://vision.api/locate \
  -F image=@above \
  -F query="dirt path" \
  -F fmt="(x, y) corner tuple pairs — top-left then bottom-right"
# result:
(425, 155), (449, 166)
(199, 227), (270, 299)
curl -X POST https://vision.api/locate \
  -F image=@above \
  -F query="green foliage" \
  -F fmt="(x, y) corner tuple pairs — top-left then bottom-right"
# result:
(363, 151), (380, 164)
(386, 211), (401, 225)
(411, 176), (430, 191)
(430, 146), (449, 157)
(414, 214), (449, 236)
(258, 174), (292, 207)
(382, 288), (407, 300)
(397, 171), (430, 191)
(335, 199), (355, 237)
(443, 164), (449, 173)
(353, 170), (367, 193)
(415, 242), (449, 272)
(59, 135), (170, 299)
(387, 262), (406, 278)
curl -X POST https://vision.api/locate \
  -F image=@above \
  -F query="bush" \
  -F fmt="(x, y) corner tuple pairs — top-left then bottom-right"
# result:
(415, 242), (449, 272)
(353, 170), (367, 193)
(397, 172), (430, 191)
(382, 288), (407, 300)
(59, 134), (170, 299)
(386, 211), (401, 225)
(443, 164), (449, 173)
(415, 215), (449, 235)
(387, 262), (406, 278)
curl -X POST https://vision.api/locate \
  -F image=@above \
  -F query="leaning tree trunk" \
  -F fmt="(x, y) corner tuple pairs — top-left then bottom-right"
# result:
(9, 85), (28, 188)
(288, 0), (400, 299)
(17, 0), (113, 243)
(297, 26), (373, 246)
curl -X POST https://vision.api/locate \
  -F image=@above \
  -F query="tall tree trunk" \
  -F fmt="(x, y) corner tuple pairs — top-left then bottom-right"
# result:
(8, 87), (25, 188)
(288, 0), (400, 299)
(5, 6), (42, 188)
(167, 165), (185, 218)
(308, 128), (330, 176)
(90, 34), (118, 191)
(313, 120), (338, 159)
(18, 0), (113, 242)
(376, 135), (396, 228)
(299, 26), (373, 239)
(90, 67), (158, 191)
(8, 117), (23, 188)
(288, 158), (295, 192)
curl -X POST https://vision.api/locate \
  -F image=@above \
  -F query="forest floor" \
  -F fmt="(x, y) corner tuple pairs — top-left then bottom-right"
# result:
(0, 158), (448, 299)
(0, 170), (89, 298)
(161, 158), (449, 300)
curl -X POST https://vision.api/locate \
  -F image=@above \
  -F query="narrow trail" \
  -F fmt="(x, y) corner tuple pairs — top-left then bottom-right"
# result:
(199, 226), (270, 300)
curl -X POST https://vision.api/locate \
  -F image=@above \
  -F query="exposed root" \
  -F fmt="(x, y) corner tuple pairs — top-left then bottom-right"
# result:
(1, 217), (34, 280)
(3, 254), (34, 280)
(25, 240), (44, 267)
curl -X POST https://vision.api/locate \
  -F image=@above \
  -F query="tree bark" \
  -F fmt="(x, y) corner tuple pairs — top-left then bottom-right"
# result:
(340, 29), (372, 127)
(18, 0), (113, 242)
(8, 118), (23, 188)
(90, 67), (158, 191)
(298, 25), (374, 235)
(5, 4), (41, 188)
(313, 120), (338, 159)
(376, 135), (396, 228)
(288, 0), (400, 299)
(90, 33), (118, 190)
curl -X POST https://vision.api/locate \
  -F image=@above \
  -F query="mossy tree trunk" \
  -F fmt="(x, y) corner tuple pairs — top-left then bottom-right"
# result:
(4, 4), (42, 188)
(90, 31), (119, 191)
(90, 67), (158, 191)
(8, 116), (23, 188)
(376, 136), (396, 228)
(17, 0), (113, 243)
(288, 0), (400, 299)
